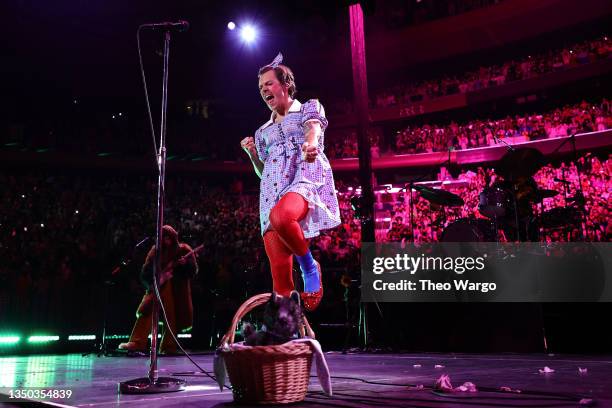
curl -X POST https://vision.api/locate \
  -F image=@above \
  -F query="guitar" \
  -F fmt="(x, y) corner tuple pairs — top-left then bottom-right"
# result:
(140, 244), (205, 290)
(158, 244), (205, 287)
(137, 244), (205, 316)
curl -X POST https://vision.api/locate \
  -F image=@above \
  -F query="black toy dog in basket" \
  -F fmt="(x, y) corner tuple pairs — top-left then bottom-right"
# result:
(216, 292), (317, 404)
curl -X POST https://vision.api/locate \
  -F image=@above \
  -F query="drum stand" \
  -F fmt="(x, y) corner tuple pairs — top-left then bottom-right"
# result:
(559, 168), (573, 241)
(405, 182), (417, 243)
(492, 214), (501, 243)
(511, 188), (524, 242)
(437, 206), (448, 241)
(490, 136), (525, 241)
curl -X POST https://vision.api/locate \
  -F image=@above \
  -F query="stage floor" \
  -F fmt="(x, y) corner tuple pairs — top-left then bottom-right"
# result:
(1, 351), (611, 407)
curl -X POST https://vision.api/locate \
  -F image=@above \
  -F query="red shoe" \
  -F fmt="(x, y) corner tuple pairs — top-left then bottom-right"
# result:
(301, 261), (323, 312)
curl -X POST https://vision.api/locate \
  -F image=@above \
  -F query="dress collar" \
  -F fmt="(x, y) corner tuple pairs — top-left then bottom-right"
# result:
(261, 99), (302, 130)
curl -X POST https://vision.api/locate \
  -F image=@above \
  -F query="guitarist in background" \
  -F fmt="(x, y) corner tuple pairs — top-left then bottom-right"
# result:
(118, 225), (198, 354)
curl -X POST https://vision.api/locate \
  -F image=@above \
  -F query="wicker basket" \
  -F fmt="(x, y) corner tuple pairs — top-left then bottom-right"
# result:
(219, 293), (316, 404)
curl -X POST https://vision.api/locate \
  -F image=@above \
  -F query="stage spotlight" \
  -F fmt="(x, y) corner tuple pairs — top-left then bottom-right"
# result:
(227, 21), (236, 30)
(240, 25), (257, 43)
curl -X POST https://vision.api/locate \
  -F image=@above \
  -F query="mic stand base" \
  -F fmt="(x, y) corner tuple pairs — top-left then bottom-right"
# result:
(119, 377), (186, 394)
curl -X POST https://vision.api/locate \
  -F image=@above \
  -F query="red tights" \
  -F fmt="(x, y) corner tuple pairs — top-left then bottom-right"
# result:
(263, 193), (309, 296)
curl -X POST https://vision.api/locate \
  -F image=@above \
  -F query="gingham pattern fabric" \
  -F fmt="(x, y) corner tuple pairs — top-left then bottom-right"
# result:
(255, 99), (341, 238)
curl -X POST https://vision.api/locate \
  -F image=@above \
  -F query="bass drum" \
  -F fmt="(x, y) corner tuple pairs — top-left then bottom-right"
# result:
(478, 186), (512, 219)
(440, 218), (498, 242)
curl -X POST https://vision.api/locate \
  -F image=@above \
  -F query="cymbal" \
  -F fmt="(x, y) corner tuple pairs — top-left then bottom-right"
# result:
(414, 185), (464, 207)
(497, 147), (545, 180)
(533, 189), (559, 201)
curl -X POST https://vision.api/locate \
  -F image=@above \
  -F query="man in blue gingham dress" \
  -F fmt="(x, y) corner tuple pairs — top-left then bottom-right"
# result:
(240, 54), (340, 311)
(255, 98), (341, 239)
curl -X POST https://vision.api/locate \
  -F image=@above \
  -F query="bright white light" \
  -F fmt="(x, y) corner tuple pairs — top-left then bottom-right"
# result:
(184, 384), (218, 391)
(118, 112), (123, 116)
(227, 21), (236, 30)
(40, 224), (44, 228)
(112, 115), (116, 119)
(68, 335), (96, 341)
(75, 210), (79, 214)
(240, 25), (256, 43)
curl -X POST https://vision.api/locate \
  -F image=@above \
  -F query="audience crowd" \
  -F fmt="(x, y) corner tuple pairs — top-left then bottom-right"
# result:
(392, 99), (611, 154)
(324, 99), (611, 158)
(329, 35), (611, 113)
(325, 127), (383, 159)
(1, 153), (609, 334)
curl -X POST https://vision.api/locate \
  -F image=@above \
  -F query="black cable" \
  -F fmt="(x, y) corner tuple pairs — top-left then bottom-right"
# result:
(150, 265), (225, 387)
(305, 396), (394, 408)
(317, 375), (591, 404)
(136, 25), (217, 382)
(169, 372), (233, 392)
(307, 391), (432, 408)
(316, 386), (575, 402)
(136, 24), (226, 388)
(308, 390), (581, 408)
(149, 263), (232, 391)
(136, 26), (158, 164)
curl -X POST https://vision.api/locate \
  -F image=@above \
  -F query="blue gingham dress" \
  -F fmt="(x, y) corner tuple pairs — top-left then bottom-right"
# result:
(255, 99), (341, 238)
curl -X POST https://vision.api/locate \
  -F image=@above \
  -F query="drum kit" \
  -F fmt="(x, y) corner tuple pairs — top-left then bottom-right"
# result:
(409, 148), (585, 242)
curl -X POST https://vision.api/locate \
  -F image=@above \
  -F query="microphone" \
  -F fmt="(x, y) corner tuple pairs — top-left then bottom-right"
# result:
(140, 20), (189, 32)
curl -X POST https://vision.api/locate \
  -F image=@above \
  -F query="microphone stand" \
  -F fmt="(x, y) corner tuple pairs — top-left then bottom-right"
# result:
(120, 29), (186, 395)
(568, 134), (588, 241)
(406, 182), (416, 243)
(548, 134), (588, 241)
(493, 135), (523, 240)
(83, 236), (150, 358)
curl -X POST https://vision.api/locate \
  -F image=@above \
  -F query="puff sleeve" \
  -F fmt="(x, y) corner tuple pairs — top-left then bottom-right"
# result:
(301, 99), (328, 131)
